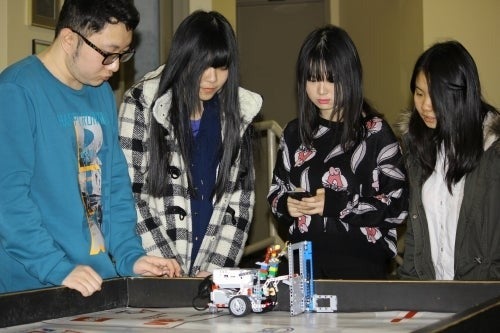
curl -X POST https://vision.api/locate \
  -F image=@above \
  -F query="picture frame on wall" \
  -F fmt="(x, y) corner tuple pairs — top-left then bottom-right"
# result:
(31, 0), (61, 29)
(32, 39), (51, 54)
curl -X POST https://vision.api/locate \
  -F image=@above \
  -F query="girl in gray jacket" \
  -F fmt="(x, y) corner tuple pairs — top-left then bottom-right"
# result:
(398, 41), (500, 280)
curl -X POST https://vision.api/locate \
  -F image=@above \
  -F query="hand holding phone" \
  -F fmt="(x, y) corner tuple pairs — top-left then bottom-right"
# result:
(287, 191), (312, 200)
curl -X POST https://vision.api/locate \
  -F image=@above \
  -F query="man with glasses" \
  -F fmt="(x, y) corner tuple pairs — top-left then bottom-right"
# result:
(70, 29), (136, 65)
(0, 0), (181, 297)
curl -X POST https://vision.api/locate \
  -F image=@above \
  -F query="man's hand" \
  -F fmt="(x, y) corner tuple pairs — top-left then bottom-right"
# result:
(62, 265), (103, 297)
(133, 255), (182, 278)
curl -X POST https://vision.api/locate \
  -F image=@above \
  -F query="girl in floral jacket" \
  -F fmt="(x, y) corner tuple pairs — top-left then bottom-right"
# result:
(268, 25), (408, 279)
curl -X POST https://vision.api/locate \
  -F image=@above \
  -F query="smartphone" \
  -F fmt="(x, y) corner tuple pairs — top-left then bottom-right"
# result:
(287, 191), (312, 200)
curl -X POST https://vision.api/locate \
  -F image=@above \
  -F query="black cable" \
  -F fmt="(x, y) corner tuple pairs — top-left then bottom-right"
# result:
(192, 274), (213, 311)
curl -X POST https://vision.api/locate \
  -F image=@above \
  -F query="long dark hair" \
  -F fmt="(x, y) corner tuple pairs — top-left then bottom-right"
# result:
(148, 10), (248, 200)
(296, 24), (380, 150)
(55, 0), (139, 36)
(408, 40), (495, 191)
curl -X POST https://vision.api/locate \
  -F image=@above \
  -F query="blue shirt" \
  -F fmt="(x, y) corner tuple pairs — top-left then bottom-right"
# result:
(189, 96), (221, 269)
(0, 56), (144, 292)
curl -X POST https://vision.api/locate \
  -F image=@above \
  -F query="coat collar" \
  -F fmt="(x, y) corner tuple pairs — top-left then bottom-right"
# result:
(397, 108), (500, 151)
(483, 109), (500, 151)
(152, 84), (262, 131)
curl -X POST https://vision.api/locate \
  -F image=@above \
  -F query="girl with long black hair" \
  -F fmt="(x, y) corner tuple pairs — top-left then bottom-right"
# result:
(398, 41), (500, 280)
(268, 25), (408, 279)
(119, 11), (262, 277)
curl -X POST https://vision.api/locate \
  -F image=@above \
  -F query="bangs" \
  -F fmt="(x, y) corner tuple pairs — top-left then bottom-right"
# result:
(207, 48), (231, 68)
(306, 58), (336, 82)
(199, 36), (232, 68)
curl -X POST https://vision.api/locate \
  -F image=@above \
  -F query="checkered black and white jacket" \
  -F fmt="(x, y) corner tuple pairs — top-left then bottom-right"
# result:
(118, 65), (262, 276)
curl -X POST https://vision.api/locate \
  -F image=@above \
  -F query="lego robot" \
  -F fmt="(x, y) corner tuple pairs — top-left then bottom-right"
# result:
(208, 241), (336, 317)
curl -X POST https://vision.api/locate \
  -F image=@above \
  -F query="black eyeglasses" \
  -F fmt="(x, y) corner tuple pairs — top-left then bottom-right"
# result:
(71, 29), (135, 65)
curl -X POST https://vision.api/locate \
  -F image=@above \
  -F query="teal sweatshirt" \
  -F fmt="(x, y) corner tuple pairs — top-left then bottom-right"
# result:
(0, 56), (144, 293)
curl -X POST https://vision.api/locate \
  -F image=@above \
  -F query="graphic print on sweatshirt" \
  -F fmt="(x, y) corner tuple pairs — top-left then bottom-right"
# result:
(75, 116), (105, 255)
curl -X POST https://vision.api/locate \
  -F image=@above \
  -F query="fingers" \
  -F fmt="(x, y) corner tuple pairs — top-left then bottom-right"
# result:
(157, 258), (182, 277)
(62, 265), (103, 297)
(315, 188), (326, 195)
(302, 195), (325, 215)
(287, 197), (304, 217)
(288, 190), (325, 216)
(133, 256), (182, 278)
(195, 271), (212, 278)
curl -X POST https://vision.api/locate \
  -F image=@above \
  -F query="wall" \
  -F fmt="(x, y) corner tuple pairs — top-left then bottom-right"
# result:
(133, 0), (161, 81)
(338, 0), (500, 127)
(213, 0), (236, 29)
(237, 0), (328, 127)
(338, 0), (423, 127)
(1, 0), (56, 71)
(171, 0), (235, 29)
(0, 0), (7, 67)
(423, 0), (500, 107)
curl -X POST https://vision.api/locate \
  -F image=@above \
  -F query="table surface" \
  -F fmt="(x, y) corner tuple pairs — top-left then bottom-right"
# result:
(1, 278), (500, 332)
(0, 306), (453, 333)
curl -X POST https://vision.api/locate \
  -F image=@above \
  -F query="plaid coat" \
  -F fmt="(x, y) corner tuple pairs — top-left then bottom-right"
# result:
(118, 65), (262, 276)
